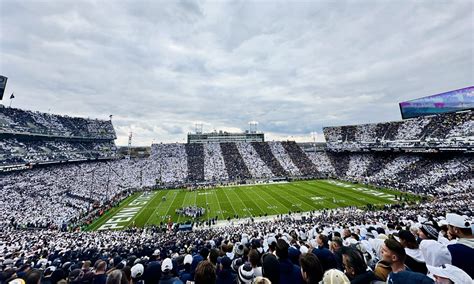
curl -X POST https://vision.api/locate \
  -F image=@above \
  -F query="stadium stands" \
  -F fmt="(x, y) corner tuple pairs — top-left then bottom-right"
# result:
(281, 141), (320, 176)
(324, 110), (473, 150)
(220, 142), (252, 181)
(0, 107), (116, 139)
(1, 191), (472, 283)
(251, 141), (288, 177)
(1, 107), (473, 283)
(203, 142), (229, 182)
(185, 143), (205, 182)
(0, 107), (117, 169)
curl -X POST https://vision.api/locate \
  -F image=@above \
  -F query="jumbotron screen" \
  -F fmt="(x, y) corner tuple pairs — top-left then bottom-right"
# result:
(399, 86), (474, 119)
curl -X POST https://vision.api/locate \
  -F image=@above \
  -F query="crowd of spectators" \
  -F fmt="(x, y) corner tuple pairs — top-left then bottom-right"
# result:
(0, 108), (115, 140)
(2, 141), (472, 230)
(1, 108), (473, 283)
(1, 190), (473, 283)
(185, 144), (205, 182)
(281, 142), (319, 177)
(0, 138), (116, 167)
(1, 108), (117, 168)
(151, 144), (187, 184)
(203, 143), (229, 182)
(325, 153), (472, 195)
(250, 142), (287, 178)
(267, 142), (301, 177)
(220, 143), (252, 181)
(324, 110), (473, 150)
(235, 142), (273, 180)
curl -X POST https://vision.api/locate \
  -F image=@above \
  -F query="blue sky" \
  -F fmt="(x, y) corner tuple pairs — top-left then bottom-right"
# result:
(1, 0), (473, 145)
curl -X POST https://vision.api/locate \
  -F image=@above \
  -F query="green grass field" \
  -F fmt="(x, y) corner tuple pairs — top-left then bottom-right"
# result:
(88, 179), (406, 231)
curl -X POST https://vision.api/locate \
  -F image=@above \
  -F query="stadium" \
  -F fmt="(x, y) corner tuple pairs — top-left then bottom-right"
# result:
(1, 2), (473, 284)
(1, 87), (473, 283)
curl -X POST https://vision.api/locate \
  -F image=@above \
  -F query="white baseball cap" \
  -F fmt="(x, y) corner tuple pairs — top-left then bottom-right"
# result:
(131, 263), (144, 278)
(183, 254), (193, 265)
(446, 213), (471, 229)
(161, 258), (173, 272)
(427, 264), (472, 284)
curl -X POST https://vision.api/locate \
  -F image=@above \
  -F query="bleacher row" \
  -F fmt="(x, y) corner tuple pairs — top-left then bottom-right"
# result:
(323, 110), (473, 150)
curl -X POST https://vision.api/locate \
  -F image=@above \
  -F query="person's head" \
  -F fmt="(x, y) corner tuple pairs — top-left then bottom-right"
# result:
(200, 247), (210, 259)
(183, 254), (193, 269)
(82, 261), (92, 271)
(208, 248), (219, 265)
(252, 276), (271, 284)
(275, 239), (289, 259)
(299, 253), (323, 284)
(341, 247), (367, 279)
(398, 230), (418, 249)
(161, 258), (173, 275)
(238, 263), (255, 284)
(446, 213), (472, 238)
(428, 263), (472, 284)
(267, 237), (277, 252)
(24, 269), (42, 284)
(68, 269), (84, 284)
(343, 229), (351, 238)
(317, 234), (328, 247)
(96, 261), (107, 273)
(106, 269), (122, 284)
(248, 249), (260, 268)
(261, 253), (279, 284)
(331, 237), (343, 251)
(381, 239), (406, 266)
(322, 269), (350, 284)
(418, 223), (439, 240)
(194, 260), (216, 284)
(219, 256), (232, 271)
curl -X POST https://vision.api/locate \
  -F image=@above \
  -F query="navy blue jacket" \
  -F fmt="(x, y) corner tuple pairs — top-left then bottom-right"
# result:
(278, 258), (303, 284)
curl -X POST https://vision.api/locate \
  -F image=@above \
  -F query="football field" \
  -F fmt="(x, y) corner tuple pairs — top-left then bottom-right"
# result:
(88, 179), (403, 231)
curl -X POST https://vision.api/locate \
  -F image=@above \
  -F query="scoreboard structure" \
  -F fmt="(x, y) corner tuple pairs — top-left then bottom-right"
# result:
(187, 130), (264, 144)
(399, 86), (474, 119)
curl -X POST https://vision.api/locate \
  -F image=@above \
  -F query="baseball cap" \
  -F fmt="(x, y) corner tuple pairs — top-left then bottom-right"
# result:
(427, 264), (472, 284)
(161, 258), (173, 272)
(131, 263), (144, 278)
(323, 269), (350, 284)
(183, 254), (193, 265)
(446, 213), (471, 228)
(152, 249), (160, 256)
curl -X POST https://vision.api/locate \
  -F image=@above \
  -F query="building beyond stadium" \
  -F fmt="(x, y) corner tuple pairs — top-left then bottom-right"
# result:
(187, 130), (264, 143)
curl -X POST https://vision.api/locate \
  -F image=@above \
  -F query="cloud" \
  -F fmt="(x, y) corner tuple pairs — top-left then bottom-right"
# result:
(1, 0), (472, 145)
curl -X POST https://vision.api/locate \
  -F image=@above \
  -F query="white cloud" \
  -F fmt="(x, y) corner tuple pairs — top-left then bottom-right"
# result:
(1, 0), (472, 145)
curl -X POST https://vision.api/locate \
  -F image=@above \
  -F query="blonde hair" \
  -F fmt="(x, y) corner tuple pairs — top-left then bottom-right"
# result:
(252, 276), (272, 284)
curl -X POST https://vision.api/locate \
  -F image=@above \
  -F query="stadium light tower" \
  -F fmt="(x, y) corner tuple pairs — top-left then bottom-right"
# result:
(128, 132), (132, 159)
(248, 121), (258, 133)
(310, 132), (317, 152)
(194, 122), (203, 134)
